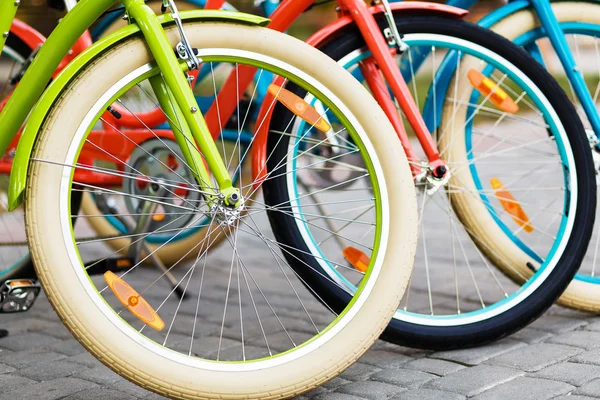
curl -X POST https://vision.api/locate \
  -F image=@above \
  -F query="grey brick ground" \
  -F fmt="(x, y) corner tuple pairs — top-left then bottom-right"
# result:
(471, 377), (574, 400)
(390, 389), (465, 400)
(2, 228), (600, 400)
(486, 343), (583, 372)
(548, 330), (600, 350)
(0, 377), (98, 400)
(371, 368), (437, 388)
(573, 379), (600, 397)
(2, 289), (600, 400)
(430, 339), (526, 366)
(424, 365), (524, 396)
(531, 362), (600, 386)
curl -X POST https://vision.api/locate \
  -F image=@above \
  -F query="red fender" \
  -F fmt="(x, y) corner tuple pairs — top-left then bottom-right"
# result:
(8, 19), (93, 80)
(9, 19), (46, 51)
(250, 1), (467, 188)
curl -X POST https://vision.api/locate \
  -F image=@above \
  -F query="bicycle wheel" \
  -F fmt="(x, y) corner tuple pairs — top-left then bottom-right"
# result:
(281, 14), (595, 349)
(25, 22), (417, 398)
(485, 1), (600, 312)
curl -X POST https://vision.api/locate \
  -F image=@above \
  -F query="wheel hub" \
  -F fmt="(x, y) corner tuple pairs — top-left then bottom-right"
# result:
(211, 196), (245, 227)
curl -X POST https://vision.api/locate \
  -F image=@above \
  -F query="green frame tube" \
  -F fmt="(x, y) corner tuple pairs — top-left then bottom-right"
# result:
(124, 0), (235, 200)
(0, 0), (255, 205)
(148, 74), (214, 191)
(0, 0), (116, 154)
(0, 0), (19, 52)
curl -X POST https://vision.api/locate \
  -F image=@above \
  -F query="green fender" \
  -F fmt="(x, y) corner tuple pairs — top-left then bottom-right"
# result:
(8, 10), (269, 211)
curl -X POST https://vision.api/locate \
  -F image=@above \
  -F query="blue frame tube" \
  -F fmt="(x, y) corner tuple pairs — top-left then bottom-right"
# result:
(528, 0), (600, 137)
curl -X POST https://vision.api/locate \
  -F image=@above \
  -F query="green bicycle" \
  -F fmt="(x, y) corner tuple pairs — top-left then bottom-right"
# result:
(0, 0), (418, 398)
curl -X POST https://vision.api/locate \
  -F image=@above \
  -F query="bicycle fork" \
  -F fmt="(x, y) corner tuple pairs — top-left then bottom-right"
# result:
(338, 0), (449, 186)
(122, 0), (240, 207)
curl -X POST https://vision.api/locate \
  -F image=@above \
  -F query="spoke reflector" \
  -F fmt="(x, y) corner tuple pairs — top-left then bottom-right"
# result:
(490, 178), (533, 233)
(468, 69), (519, 114)
(104, 271), (165, 331)
(343, 247), (370, 273)
(268, 84), (331, 133)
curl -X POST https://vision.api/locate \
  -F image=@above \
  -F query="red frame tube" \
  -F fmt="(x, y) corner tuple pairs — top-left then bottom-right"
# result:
(249, 0), (466, 185)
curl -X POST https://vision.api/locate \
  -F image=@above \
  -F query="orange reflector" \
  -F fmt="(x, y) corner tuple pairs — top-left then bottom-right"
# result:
(116, 258), (132, 268)
(268, 84), (331, 133)
(104, 271), (165, 331)
(490, 178), (533, 233)
(152, 213), (166, 222)
(468, 69), (519, 114)
(343, 247), (370, 273)
(8, 280), (33, 287)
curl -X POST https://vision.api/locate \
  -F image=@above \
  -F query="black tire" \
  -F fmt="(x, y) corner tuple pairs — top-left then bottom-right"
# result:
(264, 15), (596, 349)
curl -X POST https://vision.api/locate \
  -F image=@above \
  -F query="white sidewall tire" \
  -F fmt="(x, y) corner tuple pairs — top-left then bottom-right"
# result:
(26, 23), (417, 399)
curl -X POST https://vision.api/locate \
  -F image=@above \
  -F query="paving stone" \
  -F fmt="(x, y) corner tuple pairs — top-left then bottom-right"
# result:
(507, 327), (553, 344)
(529, 316), (588, 333)
(546, 307), (590, 320)
(473, 376), (573, 400)
(404, 358), (465, 376)
(63, 387), (138, 400)
(313, 394), (365, 400)
(532, 362), (600, 386)
(44, 339), (87, 356)
(143, 393), (169, 400)
(41, 324), (75, 340)
(73, 366), (124, 385)
(359, 350), (412, 368)
(66, 352), (102, 368)
(0, 319), (65, 336)
(425, 365), (524, 396)
(0, 332), (61, 351)
(321, 377), (352, 391)
(0, 350), (66, 369)
(430, 339), (525, 366)
(0, 377), (98, 400)
(390, 388), (465, 400)
(486, 343), (583, 372)
(110, 380), (154, 398)
(19, 360), (84, 381)
(571, 348), (600, 366)
(0, 374), (38, 392)
(0, 362), (15, 374)
(548, 330), (600, 350)
(370, 341), (427, 358)
(584, 321), (600, 332)
(302, 386), (329, 397)
(336, 381), (404, 400)
(339, 362), (380, 382)
(371, 368), (436, 388)
(574, 379), (600, 397)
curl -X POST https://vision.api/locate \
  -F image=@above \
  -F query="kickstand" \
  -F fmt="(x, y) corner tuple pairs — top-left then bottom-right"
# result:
(94, 195), (186, 299)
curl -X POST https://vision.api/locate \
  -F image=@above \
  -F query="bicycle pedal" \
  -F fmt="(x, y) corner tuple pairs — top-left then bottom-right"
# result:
(0, 280), (41, 313)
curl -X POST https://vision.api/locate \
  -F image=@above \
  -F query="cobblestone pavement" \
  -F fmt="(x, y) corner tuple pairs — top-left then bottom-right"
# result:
(2, 276), (600, 399)
(0, 148), (599, 400)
